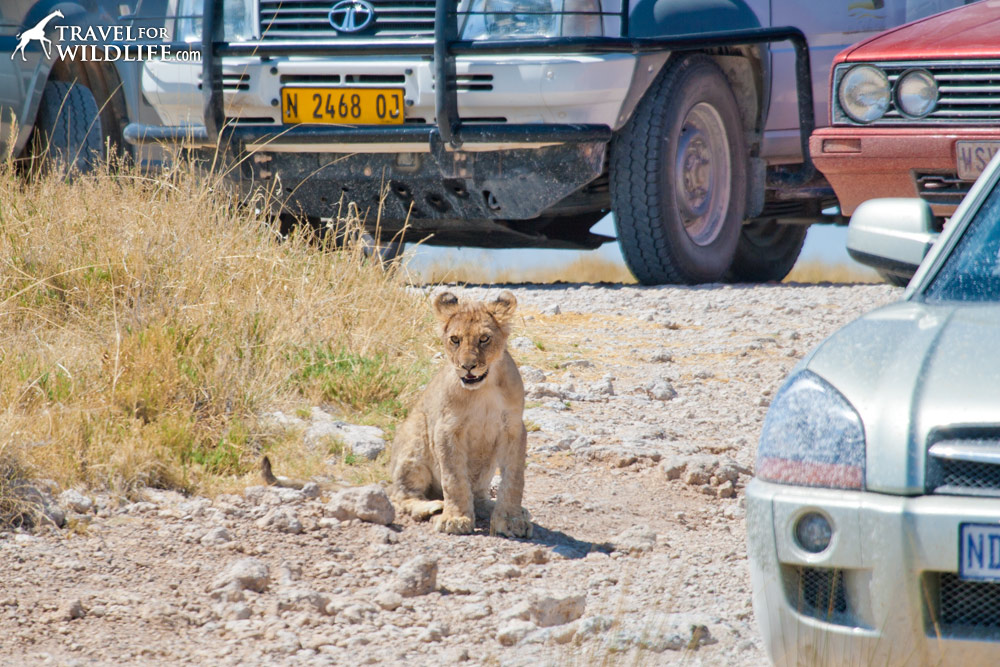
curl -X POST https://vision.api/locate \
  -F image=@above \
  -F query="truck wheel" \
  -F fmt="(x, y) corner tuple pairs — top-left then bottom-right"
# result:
(32, 80), (104, 173)
(726, 220), (808, 283)
(611, 54), (747, 284)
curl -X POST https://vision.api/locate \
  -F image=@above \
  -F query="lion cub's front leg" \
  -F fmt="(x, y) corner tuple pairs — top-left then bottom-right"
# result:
(431, 436), (475, 535)
(490, 423), (533, 538)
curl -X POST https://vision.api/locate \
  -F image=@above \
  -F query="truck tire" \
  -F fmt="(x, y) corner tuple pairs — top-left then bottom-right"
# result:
(32, 80), (104, 174)
(611, 54), (748, 284)
(726, 220), (808, 283)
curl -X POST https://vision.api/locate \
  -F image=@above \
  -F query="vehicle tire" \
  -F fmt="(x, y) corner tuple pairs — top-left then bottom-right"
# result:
(610, 54), (748, 285)
(32, 80), (104, 173)
(726, 220), (808, 283)
(361, 233), (405, 265)
(877, 269), (911, 287)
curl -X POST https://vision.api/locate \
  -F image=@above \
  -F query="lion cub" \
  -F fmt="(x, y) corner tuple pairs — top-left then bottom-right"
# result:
(390, 290), (532, 538)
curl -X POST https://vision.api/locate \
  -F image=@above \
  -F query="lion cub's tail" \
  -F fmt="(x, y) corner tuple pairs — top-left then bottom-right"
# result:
(260, 456), (308, 490)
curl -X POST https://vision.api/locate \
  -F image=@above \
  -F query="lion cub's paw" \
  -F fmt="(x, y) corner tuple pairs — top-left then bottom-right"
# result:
(432, 513), (474, 535)
(406, 499), (445, 521)
(490, 507), (533, 539)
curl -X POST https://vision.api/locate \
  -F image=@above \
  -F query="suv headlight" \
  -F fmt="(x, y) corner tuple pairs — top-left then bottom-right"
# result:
(838, 65), (890, 124)
(756, 371), (866, 490)
(462, 0), (603, 39)
(176, 0), (256, 43)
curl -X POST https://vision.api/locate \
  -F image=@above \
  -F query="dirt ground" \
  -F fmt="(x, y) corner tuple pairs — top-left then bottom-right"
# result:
(0, 282), (900, 666)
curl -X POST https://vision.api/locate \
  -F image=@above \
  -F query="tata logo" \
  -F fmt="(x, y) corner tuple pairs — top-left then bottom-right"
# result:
(328, 0), (376, 33)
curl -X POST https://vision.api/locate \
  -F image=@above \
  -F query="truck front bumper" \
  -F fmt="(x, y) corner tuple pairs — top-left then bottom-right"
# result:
(135, 53), (637, 152)
(811, 126), (1000, 217)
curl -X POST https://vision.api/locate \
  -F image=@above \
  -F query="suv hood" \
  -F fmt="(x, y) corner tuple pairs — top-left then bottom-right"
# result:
(805, 300), (1000, 495)
(843, 1), (1000, 62)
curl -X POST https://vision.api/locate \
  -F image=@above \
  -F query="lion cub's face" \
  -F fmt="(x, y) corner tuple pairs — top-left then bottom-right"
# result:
(433, 291), (517, 391)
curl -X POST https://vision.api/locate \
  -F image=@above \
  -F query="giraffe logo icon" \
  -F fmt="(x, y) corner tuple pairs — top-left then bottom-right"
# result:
(11, 10), (64, 62)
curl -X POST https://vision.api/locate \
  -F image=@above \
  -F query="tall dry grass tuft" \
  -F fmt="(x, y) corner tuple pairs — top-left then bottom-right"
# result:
(0, 156), (433, 500)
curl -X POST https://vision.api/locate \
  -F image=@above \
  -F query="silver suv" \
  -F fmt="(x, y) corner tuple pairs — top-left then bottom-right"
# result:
(129, 0), (966, 283)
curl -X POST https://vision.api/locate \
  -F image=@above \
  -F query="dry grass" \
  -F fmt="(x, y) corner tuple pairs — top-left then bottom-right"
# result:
(412, 252), (636, 285)
(0, 155), (435, 503)
(414, 253), (880, 286)
(785, 259), (879, 284)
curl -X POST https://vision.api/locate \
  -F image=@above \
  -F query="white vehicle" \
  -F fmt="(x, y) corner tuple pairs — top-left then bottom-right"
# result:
(748, 150), (1000, 664)
(128, 0), (964, 283)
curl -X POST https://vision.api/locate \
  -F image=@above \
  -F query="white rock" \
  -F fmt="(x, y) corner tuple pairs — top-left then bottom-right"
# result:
(483, 564), (521, 580)
(613, 525), (657, 554)
(390, 555), (437, 597)
(648, 349), (673, 363)
(520, 366), (546, 384)
(496, 620), (536, 646)
(590, 378), (614, 396)
(510, 336), (535, 351)
(326, 486), (395, 525)
(58, 489), (93, 514)
(541, 304), (561, 316)
(646, 379), (677, 401)
(374, 590), (403, 611)
(256, 507), (303, 534)
(461, 602), (491, 620)
(499, 601), (531, 621)
(306, 421), (386, 460)
(528, 591), (586, 627)
(577, 615), (613, 638)
(212, 558), (270, 593)
(200, 526), (233, 546)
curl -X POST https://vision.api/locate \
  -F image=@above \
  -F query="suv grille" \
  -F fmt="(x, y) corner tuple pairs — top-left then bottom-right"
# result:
(260, 0), (436, 40)
(782, 566), (850, 624)
(836, 61), (1000, 125)
(926, 438), (1000, 497)
(927, 572), (1000, 636)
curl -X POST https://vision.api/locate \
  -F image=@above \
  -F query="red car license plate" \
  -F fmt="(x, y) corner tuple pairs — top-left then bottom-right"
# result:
(956, 141), (1000, 181)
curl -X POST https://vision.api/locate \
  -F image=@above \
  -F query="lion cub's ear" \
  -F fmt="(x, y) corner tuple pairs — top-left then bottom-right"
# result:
(486, 290), (517, 323)
(432, 291), (461, 321)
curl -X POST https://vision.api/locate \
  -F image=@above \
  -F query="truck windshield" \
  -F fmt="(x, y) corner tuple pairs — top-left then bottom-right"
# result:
(925, 180), (1000, 303)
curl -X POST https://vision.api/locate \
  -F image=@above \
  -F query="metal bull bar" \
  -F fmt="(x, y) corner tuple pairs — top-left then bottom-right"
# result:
(127, 0), (817, 186)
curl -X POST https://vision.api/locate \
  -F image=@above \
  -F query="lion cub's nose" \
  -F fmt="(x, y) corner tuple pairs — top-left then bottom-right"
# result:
(461, 361), (476, 371)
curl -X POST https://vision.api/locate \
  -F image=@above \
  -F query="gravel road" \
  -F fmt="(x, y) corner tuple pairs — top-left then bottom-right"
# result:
(0, 282), (900, 666)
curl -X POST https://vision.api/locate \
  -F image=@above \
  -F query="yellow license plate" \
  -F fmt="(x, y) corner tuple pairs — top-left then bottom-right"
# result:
(281, 87), (404, 125)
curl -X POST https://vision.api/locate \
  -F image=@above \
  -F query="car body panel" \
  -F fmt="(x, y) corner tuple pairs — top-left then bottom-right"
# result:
(811, 1), (1000, 216)
(840, 0), (1000, 62)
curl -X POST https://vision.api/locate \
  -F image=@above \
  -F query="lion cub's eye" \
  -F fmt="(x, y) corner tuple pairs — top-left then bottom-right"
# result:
(479, 335), (491, 344)
(450, 336), (460, 345)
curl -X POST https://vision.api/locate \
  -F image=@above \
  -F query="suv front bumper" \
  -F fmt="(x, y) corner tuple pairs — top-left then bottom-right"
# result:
(748, 478), (1000, 666)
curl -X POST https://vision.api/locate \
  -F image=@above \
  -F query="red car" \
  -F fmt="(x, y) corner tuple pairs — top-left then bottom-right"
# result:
(811, 0), (998, 221)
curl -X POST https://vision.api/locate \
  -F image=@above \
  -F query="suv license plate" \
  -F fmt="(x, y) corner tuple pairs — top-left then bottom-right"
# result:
(956, 141), (1000, 181)
(281, 87), (404, 125)
(959, 523), (1000, 581)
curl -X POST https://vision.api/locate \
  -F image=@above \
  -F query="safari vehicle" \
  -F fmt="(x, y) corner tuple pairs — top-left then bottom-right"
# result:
(0, 0), (169, 169)
(748, 149), (1000, 663)
(126, 0), (964, 284)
